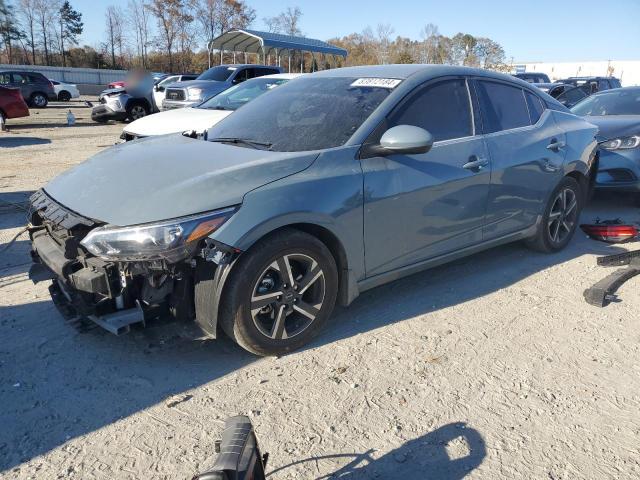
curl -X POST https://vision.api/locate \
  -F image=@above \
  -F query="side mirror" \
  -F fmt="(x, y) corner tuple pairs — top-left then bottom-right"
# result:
(362, 125), (434, 158)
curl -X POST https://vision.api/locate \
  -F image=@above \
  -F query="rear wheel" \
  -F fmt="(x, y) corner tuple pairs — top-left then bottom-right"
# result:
(58, 90), (72, 102)
(126, 102), (148, 121)
(30, 92), (48, 108)
(526, 176), (582, 253)
(219, 229), (338, 356)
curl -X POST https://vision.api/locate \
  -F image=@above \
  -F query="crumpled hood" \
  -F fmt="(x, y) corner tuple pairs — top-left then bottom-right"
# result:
(583, 115), (640, 142)
(123, 107), (231, 137)
(44, 135), (318, 226)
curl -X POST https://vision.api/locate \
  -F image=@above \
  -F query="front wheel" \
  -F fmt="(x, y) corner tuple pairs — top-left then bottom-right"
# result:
(58, 90), (72, 102)
(126, 102), (148, 121)
(526, 176), (582, 253)
(30, 93), (48, 108)
(219, 229), (338, 356)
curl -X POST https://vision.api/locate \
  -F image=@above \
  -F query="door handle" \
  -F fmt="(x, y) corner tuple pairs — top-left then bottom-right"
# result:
(547, 139), (566, 151)
(463, 155), (489, 171)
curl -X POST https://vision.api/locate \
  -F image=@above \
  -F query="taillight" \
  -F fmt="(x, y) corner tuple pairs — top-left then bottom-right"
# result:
(580, 224), (638, 243)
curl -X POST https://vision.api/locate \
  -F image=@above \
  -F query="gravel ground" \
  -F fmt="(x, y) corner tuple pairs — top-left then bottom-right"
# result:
(1, 103), (640, 480)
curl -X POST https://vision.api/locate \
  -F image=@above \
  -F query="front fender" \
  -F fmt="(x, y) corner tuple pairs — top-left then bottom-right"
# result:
(211, 146), (366, 302)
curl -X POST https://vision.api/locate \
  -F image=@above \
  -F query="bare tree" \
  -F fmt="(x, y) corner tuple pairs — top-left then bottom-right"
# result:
(34, 0), (57, 65)
(128, 0), (152, 68)
(18, 0), (37, 63)
(375, 23), (394, 64)
(104, 5), (123, 68)
(474, 37), (505, 69)
(147, 0), (191, 71)
(264, 6), (302, 35)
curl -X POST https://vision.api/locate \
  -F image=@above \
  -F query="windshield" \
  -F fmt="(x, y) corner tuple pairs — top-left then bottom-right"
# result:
(197, 77), (290, 111)
(197, 66), (237, 82)
(571, 89), (640, 116)
(207, 76), (394, 152)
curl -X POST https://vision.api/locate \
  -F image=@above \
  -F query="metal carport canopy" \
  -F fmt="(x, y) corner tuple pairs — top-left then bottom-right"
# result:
(210, 29), (348, 57)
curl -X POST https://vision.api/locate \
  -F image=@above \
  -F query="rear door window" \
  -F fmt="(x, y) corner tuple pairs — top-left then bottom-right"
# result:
(388, 79), (473, 142)
(476, 81), (531, 133)
(0, 73), (10, 84)
(524, 91), (545, 124)
(11, 73), (29, 84)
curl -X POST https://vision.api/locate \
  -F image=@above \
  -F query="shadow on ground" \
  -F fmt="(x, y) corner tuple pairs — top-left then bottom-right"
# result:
(0, 137), (51, 148)
(0, 194), (635, 473)
(267, 422), (486, 479)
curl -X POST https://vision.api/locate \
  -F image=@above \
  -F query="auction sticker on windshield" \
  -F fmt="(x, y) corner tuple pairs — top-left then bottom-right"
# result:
(350, 78), (402, 89)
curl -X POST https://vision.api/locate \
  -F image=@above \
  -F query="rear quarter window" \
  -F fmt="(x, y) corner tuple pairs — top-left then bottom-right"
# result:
(524, 91), (545, 124)
(476, 81), (531, 133)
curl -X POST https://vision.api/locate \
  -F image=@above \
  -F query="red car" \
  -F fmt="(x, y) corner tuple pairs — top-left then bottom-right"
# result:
(0, 85), (30, 125)
(107, 80), (126, 89)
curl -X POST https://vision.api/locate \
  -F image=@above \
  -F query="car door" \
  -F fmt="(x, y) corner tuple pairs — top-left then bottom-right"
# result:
(475, 80), (565, 239)
(10, 72), (31, 100)
(362, 77), (491, 277)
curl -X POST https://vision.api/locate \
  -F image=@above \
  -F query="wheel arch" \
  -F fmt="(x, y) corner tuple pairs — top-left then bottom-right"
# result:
(197, 220), (356, 339)
(126, 97), (151, 112)
(236, 222), (354, 308)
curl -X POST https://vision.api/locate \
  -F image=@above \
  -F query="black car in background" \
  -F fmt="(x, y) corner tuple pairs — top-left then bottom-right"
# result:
(514, 72), (551, 83)
(0, 70), (57, 108)
(534, 82), (589, 108)
(558, 76), (622, 94)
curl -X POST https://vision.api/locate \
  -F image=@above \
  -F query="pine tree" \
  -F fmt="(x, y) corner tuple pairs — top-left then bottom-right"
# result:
(58, 0), (82, 66)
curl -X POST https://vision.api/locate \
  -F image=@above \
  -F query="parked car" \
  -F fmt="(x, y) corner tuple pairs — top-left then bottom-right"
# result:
(92, 72), (158, 123)
(49, 79), (80, 102)
(162, 64), (282, 110)
(152, 73), (199, 110)
(0, 70), (56, 107)
(109, 73), (166, 89)
(534, 83), (589, 108)
(108, 80), (126, 89)
(513, 72), (551, 84)
(570, 87), (640, 191)
(122, 74), (302, 141)
(28, 65), (598, 356)
(558, 76), (622, 95)
(0, 85), (30, 124)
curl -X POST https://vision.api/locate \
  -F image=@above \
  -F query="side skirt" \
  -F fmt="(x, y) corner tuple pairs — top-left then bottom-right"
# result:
(356, 224), (538, 295)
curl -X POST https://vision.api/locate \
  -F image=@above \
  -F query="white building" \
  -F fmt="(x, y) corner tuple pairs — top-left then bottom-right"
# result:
(514, 60), (640, 86)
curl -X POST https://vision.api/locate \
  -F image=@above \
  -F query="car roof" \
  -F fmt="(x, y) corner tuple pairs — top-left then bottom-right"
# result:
(260, 73), (304, 80)
(563, 76), (618, 80)
(592, 86), (640, 95)
(310, 64), (536, 86)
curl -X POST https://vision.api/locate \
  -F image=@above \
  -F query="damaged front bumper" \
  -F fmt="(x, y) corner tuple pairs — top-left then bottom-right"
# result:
(28, 190), (238, 337)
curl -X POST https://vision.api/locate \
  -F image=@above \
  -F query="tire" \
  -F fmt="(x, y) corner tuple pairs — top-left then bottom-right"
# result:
(126, 102), (148, 121)
(30, 92), (48, 108)
(526, 176), (582, 253)
(58, 90), (72, 102)
(219, 229), (338, 356)
(0, 110), (6, 130)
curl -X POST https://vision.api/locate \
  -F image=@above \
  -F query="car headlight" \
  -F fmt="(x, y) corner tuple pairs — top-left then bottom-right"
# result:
(80, 207), (237, 262)
(187, 88), (203, 100)
(600, 135), (640, 150)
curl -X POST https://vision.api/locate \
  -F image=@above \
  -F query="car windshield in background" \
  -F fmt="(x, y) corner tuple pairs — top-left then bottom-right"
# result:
(197, 66), (237, 82)
(207, 77), (394, 152)
(571, 89), (640, 116)
(197, 77), (290, 111)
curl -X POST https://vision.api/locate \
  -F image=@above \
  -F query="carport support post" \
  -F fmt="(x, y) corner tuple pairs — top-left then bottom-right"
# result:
(288, 53), (291, 73)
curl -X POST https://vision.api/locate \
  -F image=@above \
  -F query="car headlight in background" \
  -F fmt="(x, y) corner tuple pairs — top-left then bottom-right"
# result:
(187, 88), (203, 100)
(600, 135), (640, 150)
(80, 207), (237, 262)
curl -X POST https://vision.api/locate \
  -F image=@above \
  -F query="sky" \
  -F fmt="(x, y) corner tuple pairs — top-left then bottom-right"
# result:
(73, 0), (640, 63)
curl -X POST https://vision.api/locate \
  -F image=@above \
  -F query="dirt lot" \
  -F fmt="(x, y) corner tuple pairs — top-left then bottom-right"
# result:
(1, 102), (640, 479)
